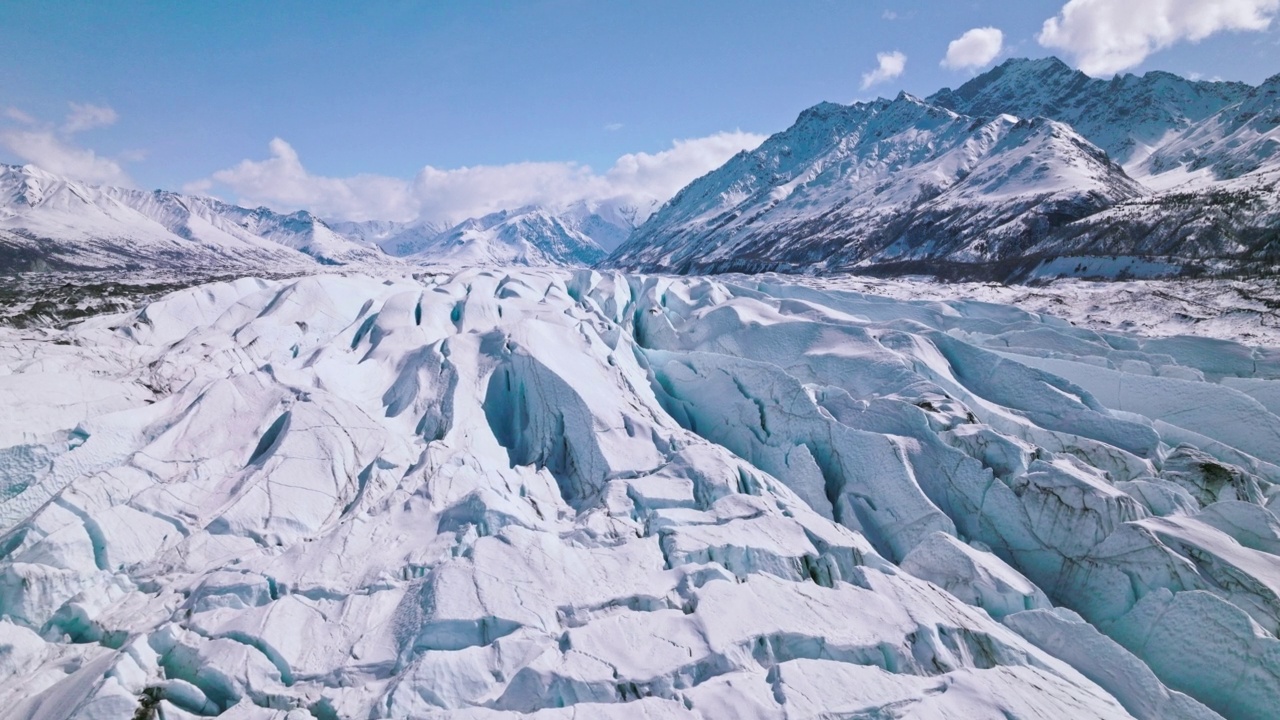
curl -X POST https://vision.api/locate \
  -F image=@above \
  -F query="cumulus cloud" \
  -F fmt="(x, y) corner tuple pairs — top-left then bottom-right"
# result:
(0, 128), (133, 186)
(942, 27), (1004, 69)
(1039, 0), (1280, 76)
(861, 51), (907, 89)
(603, 132), (765, 205)
(192, 131), (766, 224)
(62, 102), (119, 133)
(193, 138), (419, 221)
(0, 102), (132, 186)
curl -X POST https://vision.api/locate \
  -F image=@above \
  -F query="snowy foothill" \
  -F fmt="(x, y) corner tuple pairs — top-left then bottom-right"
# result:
(0, 267), (1277, 718)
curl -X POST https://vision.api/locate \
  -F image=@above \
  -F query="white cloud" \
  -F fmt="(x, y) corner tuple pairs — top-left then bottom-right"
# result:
(4, 108), (35, 125)
(192, 131), (766, 224)
(62, 102), (119, 133)
(604, 132), (765, 204)
(194, 138), (419, 221)
(942, 27), (1004, 69)
(604, 122), (624, 131)
(1039, 0), (1280, 76)
(0, 102), (134, 186)
(408, 161), (606, 224)
(0, 128), (133, 186)
(861, 51), (907, 89)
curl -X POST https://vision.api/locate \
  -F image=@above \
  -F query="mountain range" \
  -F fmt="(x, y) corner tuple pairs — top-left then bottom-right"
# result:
(0, 165), (632, 273)
(4, 57), (1280, 280)
(610, 57), (1280, 279)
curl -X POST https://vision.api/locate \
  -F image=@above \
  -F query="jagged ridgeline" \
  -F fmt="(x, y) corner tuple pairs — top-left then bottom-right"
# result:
(609, 58), (1280, 280)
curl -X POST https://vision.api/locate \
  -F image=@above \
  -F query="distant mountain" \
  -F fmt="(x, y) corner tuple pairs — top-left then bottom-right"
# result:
(106, 188), (385, 265)
(558, 198), (652, 251)
(0, 164), (384, 272)
(327, 219), (447, 256)
(609, 58), (1280, 279)
(0, 163), (635, 272)
(333, 203), (635, 265)
(409, 205), (609, 266)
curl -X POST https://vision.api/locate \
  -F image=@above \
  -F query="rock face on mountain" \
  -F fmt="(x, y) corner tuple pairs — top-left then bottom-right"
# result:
(3, 268), (1278, 718)
(610, 59), (1280, 280)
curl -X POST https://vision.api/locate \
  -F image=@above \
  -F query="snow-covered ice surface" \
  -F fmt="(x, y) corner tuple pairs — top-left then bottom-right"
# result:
(0, 268), (1278, 719)
(792, 274), (1280, 347)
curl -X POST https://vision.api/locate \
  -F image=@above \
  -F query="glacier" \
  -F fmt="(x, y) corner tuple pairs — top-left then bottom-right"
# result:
(0, 268), (1278, 719)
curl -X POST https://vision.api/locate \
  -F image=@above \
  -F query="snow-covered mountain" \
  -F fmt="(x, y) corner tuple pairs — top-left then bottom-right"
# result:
(610, 59), (1280, 279)
(409, 205), (611, 266)
(0, 164), (384, 271)
(1141, 74), (1280, 183)
(929, 57), (1250, 165)
(611, 91), (1145, 274)
(559, 198), (651, 251)
(327, 219), (448, 256)
(106, 188), (386, 266)
(3, 267), (1278, 717)
(0, 163), (636, 272)
(332, 204), (637, 262)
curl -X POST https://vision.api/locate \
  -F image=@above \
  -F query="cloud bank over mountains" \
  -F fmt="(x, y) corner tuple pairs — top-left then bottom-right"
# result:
(0, 102), (133, 187)
(186, 131), (766, 224)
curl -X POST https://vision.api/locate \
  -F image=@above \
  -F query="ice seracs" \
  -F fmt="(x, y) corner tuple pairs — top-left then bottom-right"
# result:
(0, 268), (1276, 718)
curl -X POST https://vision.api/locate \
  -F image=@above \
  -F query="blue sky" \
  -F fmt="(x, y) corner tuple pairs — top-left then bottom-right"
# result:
(3, 1), (1279, 223)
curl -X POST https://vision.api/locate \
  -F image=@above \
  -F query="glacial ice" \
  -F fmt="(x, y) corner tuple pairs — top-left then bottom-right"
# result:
(0, 268), (1277, 718)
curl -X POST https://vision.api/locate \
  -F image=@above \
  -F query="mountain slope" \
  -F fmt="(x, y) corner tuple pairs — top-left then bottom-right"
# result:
(1142, 74), (1280, 183)
(0, 165), (304, 271)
